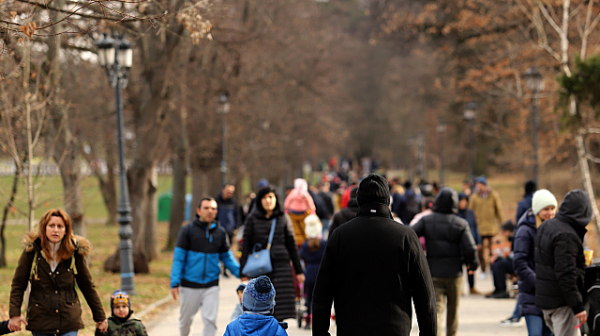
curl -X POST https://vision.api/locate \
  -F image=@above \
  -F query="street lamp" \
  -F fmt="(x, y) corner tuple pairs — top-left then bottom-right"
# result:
(216, 91), (230, 187)
(524, 66), (544, 184)
(463, 102), (477, 183)
(95, 32), (136, 294)
(437, 118), (446, 186)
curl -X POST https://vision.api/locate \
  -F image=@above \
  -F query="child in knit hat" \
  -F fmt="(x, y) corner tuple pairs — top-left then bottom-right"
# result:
(224, 276), (287, 336)
(96, 290), (148, 336)
(299, 214), (326, 330)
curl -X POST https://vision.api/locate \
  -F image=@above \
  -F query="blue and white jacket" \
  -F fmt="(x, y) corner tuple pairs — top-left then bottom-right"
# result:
(170, 216), (240, 288)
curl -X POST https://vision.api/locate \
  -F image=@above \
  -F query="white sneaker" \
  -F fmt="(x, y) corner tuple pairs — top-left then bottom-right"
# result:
(479, 272), (487, 280)
(499, 317), (522, 327)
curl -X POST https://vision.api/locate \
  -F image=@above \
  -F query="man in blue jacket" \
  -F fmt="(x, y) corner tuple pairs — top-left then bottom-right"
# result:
(170, 197), (241, 336)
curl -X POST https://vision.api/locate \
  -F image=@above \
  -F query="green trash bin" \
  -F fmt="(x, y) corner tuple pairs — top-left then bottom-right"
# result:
(158, 191), (172, 221)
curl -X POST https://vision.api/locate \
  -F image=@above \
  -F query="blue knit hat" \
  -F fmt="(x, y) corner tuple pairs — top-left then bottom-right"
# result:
(242, 276), (276, 313)
(475, 176), (488, 186)
(110, 289), (130, 311)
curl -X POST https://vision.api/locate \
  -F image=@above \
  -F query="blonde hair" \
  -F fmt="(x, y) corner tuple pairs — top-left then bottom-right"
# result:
(37, 209), (75, 261)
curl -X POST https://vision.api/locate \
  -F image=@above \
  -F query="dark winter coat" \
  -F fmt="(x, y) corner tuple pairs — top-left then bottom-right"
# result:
(328, 199), (358, 235)
(299, 239), (326, 285)
(516, 194), (533, 223)
(535, 189), (592, 314)
(318, 191), (334, 220)
(216, 193), (240, 234)
(312, 202), (437, 336)
(240, 213), (303, 275)
(457, 208), (482, 245)
(10, 233), (106, 334)
(0, 320), (9, 335)
(513, 209), (542, 317)
(412, 188), (479, 278)
(96, 316), (148, 336)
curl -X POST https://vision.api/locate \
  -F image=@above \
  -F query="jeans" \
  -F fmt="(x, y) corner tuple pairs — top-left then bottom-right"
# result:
(511, 294), (521, 320)
(524, 314), (553, 336)
(32, 332), (78, 336)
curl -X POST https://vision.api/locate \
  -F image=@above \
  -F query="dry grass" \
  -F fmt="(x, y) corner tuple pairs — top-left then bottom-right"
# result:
(0, 222), (173, 336)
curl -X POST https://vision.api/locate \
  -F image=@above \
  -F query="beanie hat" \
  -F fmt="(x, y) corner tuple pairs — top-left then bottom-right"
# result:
(236, 282), (247, 293)
(475, 176), (488, 186)
(458, 192), (469, 201)
(304, 214), (322, 239)
(525, 180), (537, 195)
(110, 290), (130, 311)
(257, 179), (269, 189)
(242, 276), (276, 313)
(532, 189), (558, 215)
(357, 174), (391, 206)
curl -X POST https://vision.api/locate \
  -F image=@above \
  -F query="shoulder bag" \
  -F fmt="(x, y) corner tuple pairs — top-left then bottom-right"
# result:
(242, 218), (277, 278)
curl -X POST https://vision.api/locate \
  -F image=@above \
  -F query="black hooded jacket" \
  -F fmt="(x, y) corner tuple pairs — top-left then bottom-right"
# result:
(535, 189), (592, 314)
(312, 202), (437, 336)
(412, 187), (479, 278)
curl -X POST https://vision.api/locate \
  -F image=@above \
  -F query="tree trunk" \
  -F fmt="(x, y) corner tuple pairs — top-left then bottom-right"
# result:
(127, 164), (152, 271)
(59, 156), (85, 236)
(144, 167), (158, 261)
(166, 152), (187, 251)
(0, 159), (21, 268)
(191, 168), (209, 220)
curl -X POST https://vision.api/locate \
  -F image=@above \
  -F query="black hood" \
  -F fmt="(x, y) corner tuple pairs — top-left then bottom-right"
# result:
(433, 187), (458, 214)
(555, 189), (592, 230)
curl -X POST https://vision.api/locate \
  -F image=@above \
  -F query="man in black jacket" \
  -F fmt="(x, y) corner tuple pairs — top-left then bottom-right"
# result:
(535, 189), (591, 336)
(312, 174), (436, 336)
(412, 187), (479, 336)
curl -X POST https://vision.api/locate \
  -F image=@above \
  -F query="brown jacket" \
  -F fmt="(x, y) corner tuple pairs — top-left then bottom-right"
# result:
(469, 189), (504, 237)
(9, 233), (106, 334)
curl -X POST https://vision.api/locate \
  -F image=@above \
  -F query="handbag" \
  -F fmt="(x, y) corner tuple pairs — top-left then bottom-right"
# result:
(242, 218), (277, 278)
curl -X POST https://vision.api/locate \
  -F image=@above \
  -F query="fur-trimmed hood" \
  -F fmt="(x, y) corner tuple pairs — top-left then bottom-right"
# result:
(21, 231), (92, 258)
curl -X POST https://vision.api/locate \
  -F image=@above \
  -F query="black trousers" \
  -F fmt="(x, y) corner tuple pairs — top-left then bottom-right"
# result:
(492, 257), (514, 292)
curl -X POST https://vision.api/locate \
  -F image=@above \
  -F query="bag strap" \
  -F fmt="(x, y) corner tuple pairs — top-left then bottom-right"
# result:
(267, 218), (277, 250)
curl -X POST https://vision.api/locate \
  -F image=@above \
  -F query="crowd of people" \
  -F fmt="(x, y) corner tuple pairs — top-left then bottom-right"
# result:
(169, 171), (597, 336)
(2, 168), (595, 336)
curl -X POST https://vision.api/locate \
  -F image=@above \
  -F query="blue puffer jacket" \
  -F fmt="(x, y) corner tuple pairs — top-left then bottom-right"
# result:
(170, 216), (240, 288)
(224, 314), (287, 336)
(513, 209), (542, 316)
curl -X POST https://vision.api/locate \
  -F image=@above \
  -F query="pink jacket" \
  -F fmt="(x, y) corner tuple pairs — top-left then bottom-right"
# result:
(284, 179), (316, 214)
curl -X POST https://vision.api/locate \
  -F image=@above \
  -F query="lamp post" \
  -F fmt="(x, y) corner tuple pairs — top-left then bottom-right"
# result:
(464, 102), (477, 183)
(524, 67), (544, 185)
(216, 91), (230, 187)
(95, 33), (136, 294)
(437, 118), (446, 186)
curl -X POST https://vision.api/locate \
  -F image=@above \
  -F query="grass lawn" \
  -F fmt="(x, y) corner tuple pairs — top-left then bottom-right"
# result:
(0, 175), (181, 220)
(0, 222), (174, 336)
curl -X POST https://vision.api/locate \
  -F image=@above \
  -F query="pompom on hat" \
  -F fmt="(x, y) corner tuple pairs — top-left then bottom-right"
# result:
(304, 214), (323, 239)
(242, 276), (276, 314)
(532, 189), (558, 215)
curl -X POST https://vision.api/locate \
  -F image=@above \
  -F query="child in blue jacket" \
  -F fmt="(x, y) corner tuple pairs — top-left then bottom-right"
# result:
(224, 276), (287, 336)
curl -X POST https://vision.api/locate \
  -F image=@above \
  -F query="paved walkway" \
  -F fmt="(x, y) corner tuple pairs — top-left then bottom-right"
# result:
(147, 270), (525, 335)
